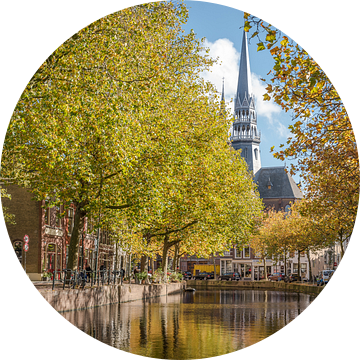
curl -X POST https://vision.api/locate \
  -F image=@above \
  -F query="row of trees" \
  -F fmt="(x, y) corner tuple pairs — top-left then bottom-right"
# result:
(250, 201), (338, 280)
(1, 2), (263, 273)
(245, 13), (358, 270)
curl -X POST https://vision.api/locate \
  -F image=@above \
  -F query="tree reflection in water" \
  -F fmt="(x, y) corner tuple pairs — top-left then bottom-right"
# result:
(62, 289), (316, 359)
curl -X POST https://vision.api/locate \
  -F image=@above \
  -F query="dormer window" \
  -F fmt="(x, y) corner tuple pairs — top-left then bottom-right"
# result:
(267, 177), (273, 189)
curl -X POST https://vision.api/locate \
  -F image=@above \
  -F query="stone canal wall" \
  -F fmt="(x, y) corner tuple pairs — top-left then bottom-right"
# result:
(37, 280), (322, 313)
(38, 282), (185, 313)
(186, 280), (323, 296)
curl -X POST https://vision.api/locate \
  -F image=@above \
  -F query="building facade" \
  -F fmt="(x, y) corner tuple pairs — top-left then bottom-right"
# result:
(3, 184), (124, 280)
(310, 240), (349, 278)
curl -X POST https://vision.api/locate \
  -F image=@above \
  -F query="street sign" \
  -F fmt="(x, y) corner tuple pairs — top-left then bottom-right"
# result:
(23, 243), (29, 252)
(334, 262), (337, 267)
(24, 234), (29, 243)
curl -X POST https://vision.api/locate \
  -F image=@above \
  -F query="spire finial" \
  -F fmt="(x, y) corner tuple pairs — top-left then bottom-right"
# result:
(221, 77), (225, 102)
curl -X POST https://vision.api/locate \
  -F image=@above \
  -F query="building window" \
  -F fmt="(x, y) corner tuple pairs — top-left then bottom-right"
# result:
(235, 247), (242, 258)
(254, 148), (258, 160)
(55, 206), (61, 228)
(44, 208), (50, 225)
(87, 217), (94, 233)
(68, 208), (74, 235)
(13, 241), (23, 264)
(243, 247), (250, 258)
(221, 260), (232, 274)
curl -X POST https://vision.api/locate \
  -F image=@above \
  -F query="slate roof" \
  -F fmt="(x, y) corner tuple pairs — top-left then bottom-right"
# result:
(254, 166), (303, 199)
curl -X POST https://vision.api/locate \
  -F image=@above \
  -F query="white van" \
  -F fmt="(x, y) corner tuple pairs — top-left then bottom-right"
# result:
(317, 270), (334, 286)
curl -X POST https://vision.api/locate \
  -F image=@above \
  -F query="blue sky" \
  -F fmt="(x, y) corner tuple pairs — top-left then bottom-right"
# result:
(182, 1), (299, 181)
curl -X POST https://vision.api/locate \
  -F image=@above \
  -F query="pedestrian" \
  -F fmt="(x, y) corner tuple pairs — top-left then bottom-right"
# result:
(100, 263), (105, 281)
(85, 263), (92, 283)
(134, 267), (139, 284)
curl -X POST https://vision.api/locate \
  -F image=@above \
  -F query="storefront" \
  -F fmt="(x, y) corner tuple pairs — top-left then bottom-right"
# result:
(220, 260), (253, 280)
(43, 243), (63, 279)
(252, 260), (272, 280)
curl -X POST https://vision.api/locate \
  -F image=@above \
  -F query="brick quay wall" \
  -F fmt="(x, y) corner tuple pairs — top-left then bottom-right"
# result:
(37, 280), (322, 313)
(186, 280), (324, 296)
(37, 282), (185, 313)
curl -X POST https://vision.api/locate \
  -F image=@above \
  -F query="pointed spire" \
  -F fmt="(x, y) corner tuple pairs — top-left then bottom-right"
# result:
(235, 29), (253, 109)
(220, 77), (225, 117)
(221, 77), (225, 102)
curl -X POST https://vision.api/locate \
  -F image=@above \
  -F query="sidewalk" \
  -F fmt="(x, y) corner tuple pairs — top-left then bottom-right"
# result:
(32, 278), (137, 292)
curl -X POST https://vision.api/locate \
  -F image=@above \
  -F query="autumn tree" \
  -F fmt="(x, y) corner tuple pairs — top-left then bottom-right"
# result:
(244, 14), (359, 248)
(250, 202), (337, 280)
(123, 140), (263, 278)
(0, 187), (16, 225)
(1, 2), (223, 270)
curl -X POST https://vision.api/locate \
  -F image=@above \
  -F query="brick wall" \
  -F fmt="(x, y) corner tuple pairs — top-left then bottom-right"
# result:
(38, 283), (185, 312)
(2, 185), (41, 274)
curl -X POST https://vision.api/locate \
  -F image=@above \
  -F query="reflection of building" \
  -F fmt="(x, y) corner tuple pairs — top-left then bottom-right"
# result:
(3, 184), (123, 280)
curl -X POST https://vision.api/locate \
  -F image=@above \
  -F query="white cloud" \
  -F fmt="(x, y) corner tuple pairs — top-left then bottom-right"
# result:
(201, 38), (239, 103)
(202, 38), (290, 138)
(251, 73), (281, 123)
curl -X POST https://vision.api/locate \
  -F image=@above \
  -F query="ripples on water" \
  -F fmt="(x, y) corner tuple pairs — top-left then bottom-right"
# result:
(62, 289), (316, 359)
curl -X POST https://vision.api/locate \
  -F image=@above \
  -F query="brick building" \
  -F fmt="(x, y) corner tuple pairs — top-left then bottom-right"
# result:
(2, 184), (122, 280)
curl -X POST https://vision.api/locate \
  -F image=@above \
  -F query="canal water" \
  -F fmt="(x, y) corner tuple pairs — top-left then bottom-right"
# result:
(62, 288), (316, 359)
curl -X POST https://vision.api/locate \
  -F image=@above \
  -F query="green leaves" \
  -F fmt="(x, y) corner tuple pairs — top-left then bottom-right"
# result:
(257, 42), (265, 52)
(3, 2), (264, 267)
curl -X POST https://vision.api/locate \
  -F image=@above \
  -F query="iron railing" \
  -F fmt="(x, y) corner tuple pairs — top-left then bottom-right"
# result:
(49, 269), (124, 290)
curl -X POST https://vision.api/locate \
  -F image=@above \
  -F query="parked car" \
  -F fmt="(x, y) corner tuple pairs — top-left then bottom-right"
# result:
(268, 272), (285, 281)
(290, 273), (304, 282)
(218, 272), (241, 281)
(182, 271), (192, 280)
(194, 272), (211, 280)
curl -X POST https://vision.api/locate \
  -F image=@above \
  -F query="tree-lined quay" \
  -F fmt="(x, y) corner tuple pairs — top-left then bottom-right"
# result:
(2, 3), (357, 287)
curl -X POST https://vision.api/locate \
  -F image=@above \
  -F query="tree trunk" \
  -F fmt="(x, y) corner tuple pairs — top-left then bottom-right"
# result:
(307, 249), (312, 283)
(213, 253), (217, 280)
(140, 255), (147, 273)
(297, 249), (301, 281)
(339, 228), (345, 259)
(173, 243), (179, 271)
(67, 201), (87, 271)
(263, 258), (267, 280)
(161, 234), (171, 282)
(114, 241), (118, 282)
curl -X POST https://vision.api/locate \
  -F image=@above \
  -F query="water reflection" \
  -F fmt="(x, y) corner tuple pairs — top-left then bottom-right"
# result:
(62, 289), (316, 359)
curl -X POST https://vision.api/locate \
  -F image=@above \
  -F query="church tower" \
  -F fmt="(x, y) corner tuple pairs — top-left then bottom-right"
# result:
(230, 30), (261, 176)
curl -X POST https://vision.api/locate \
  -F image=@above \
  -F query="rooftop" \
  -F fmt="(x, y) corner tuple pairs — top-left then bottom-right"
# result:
(254, 166), (303, 199)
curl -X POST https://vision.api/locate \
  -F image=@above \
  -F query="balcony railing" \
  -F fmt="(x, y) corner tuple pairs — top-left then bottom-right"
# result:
(230, 133), (261, 141)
